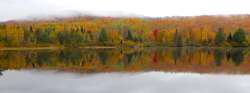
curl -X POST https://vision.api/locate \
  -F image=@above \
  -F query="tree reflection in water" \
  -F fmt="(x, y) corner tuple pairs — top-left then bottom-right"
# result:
(0, 70), (3, 76)
(0, 48), (249, 73)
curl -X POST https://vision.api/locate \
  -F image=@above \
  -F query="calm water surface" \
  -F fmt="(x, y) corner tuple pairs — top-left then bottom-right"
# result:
(0, 47), (250, 93)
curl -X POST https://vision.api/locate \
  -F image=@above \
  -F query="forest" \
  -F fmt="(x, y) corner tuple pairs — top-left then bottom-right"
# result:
(0, 15), (250, 47)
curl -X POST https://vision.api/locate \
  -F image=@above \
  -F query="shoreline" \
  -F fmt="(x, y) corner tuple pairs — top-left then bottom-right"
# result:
(0, 46), (117, 50)
(0, 46), (249, 51)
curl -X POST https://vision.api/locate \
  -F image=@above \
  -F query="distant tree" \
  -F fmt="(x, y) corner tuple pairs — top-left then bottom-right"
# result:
(23, 27), (32, 44)
(98, 28), (108, 44)
(174, 29), (182, 46)
(127, 29), (134, 41)
(57, 32), (66, 45)
(232, 28), (246, 45)
(153, 29), (159, 41)
(57, 30), (83, 46)
(215, 28), (225, 46)
(227, 32), (233, 42)
(57, 31), (71, 46)
(70, 31), (83, 46)
(36, 29), (50, 44)
(0, 24), (6, 29)
(2, 36), (12, 46)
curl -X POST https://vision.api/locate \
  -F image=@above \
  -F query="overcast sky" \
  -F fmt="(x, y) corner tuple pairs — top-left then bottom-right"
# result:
(1, 0), (250, 21)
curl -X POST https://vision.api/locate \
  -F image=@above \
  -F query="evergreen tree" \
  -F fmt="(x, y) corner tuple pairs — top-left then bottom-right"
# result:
(227, 32), (233, 42)
(215, 28), (225, 46)
(232, 28), (246, 45)
(57, 30), (72, 46)
(127, 29), (134, 41)
(174, 29), (182, 46)
(98, 28), (108, 44)
(70, 31), (83, 46)
(36, 29), (50, 44)
(23, 27), (33, 44)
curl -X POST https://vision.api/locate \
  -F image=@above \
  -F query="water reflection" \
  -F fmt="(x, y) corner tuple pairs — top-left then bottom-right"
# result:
(0, 70), (3, 76)
(214, 49), (224, 66)
(0, 48), (250, 74)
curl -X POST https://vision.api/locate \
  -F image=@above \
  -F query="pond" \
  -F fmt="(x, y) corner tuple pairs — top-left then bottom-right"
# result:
(0, 47), (250, 93)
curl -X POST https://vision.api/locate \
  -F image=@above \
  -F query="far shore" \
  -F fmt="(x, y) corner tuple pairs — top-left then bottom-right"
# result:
(0, 46), (249, 51)
(0, 46), (117, 51)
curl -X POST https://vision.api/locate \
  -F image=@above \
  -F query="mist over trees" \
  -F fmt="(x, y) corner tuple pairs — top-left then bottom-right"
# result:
(0, 15), (250, 47)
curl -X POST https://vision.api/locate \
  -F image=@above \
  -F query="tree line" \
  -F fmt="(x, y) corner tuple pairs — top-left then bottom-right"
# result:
(0, 15), (250, 47)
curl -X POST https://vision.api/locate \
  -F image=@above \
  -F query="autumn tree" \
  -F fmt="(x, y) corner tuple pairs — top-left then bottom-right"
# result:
(0, 24), (6, 29)
(153, 29), (159, 41)
(1, 35), (12, 46)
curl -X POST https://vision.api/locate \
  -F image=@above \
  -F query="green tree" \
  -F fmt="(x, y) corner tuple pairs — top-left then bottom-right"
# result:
(98, 28), (108, 44)
(232, 28), (246, 45)
(57, 31), (70, 46)
(2, 36), (13, 46)
(227, 32), (233, 42)
(127, 29), (134, 41)
(36, 29), (50, 44)
(215, 28), (225, 46)
(174, 29), (182, 46)
(57, 30), (83, 47)
(70, 31), (83, 46)
(23, 27), (32, 44)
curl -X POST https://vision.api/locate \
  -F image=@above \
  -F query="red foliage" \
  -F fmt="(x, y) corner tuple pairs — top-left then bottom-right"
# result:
(152, 29), (159, 40)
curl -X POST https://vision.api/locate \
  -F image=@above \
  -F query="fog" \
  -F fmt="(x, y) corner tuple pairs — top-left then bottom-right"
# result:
(0, 70), (250, 93)
(1, 0), (250, 21)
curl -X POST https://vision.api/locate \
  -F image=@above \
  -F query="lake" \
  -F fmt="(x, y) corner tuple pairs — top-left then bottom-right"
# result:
(0, 47), (250, 93)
